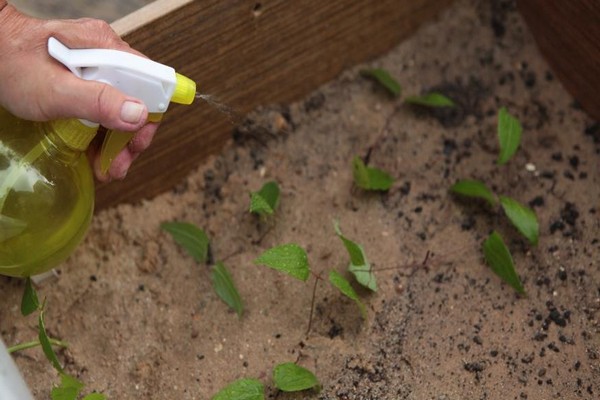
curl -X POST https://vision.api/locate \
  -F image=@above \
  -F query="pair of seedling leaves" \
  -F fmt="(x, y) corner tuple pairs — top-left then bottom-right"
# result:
(450, 107), (537, 293)
(354, 68), (455, 192)
(212, 363), (319, 400)
(17, 279), (106, 400)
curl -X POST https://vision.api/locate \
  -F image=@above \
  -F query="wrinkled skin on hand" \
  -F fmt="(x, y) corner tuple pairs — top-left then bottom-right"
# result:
(0, 2), (159, 181)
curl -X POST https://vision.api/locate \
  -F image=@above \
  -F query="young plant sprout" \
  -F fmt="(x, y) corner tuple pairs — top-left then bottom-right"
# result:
(450, 107), (539, 293)
(162, 222), (244, 317)
(249, 181), (280, 217)
(352, 156), (394, 191)
(210, 362), (319, 399)
(8, 279), (105, 399)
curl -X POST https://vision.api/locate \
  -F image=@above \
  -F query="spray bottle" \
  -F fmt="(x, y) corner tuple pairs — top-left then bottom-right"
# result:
(0, 37), (196, 278)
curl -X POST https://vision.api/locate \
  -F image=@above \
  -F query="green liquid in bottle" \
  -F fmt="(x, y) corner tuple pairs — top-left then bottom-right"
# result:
(0, 108), (95, 277)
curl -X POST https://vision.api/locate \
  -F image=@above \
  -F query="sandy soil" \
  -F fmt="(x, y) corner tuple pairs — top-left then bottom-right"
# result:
(1, 1), (599, 399)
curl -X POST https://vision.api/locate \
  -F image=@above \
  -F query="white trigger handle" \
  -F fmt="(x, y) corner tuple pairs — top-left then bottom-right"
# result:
(47, 37), (177, 113)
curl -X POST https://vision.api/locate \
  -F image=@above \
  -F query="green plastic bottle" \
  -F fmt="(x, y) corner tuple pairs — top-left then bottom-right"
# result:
(0, 38), (196, 278)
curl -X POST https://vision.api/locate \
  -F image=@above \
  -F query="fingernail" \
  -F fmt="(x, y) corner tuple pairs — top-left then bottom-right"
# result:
(120, 101), (145, 124)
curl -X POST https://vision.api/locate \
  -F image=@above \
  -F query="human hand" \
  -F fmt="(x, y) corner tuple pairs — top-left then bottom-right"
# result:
(0, 2), (158, 181)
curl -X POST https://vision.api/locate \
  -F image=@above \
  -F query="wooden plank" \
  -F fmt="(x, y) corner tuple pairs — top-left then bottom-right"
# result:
(98, 0), (452, 210)
(518, 0), (600, 121)
(111, 0), (192, 35)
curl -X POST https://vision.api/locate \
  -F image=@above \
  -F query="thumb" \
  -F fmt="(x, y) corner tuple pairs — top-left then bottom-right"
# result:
(47, 76), (148, 131)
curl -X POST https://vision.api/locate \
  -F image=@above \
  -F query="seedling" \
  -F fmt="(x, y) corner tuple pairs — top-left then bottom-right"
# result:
(334, 221), (377, 292)
(254, 220), (375, 336)
(352, 156), (394, 191)
(450, 108), (538, 293)
(162, 222), (244, 317)
(249, 181), (280, 217)
(210, 362), (319, 399)
(360, 68), (454, 108)
(8, 279), (104, 399)
(51, 374), (106, 400)
(253, 243), (318, 334)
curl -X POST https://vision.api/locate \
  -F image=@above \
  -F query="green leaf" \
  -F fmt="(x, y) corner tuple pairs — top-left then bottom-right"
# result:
(483, 231), (525, 294)
(161, 222), (210, 263)
(497, 107), (522, 164)
(211, 378), (264, 400)
(212, 262), (244, 317)
(352, 156), (394, 191)
(51, 374), (84, 400)
(39, 309), (64, 373)
(250, 181), (280, 216)
(249, 193), (271, 216)
(82, 394), (106, 400)
(273, 363), (320, 392)
(51, 387), (79, 400)
(352, 156), (370, 189)
(254, 244), (309, 281)
(449, 179), (496, 207)
(21, 278), (39, 316)
(405, 92), (455, 108)
(499, 196), (539, 245)
(329, 270), (367, 318)
(360, 68), (401, 97)
(334, 221), (377, 291)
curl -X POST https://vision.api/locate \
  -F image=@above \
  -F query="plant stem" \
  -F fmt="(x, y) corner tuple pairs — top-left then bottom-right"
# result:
(7, 338), (68, 354)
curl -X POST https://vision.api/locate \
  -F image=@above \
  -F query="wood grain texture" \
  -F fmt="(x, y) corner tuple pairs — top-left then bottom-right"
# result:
(518, 0), (600, 121)
(98, 0), (452, 210)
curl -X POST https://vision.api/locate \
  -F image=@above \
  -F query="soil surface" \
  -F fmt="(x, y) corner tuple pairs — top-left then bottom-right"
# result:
(1, 1), (599, 399)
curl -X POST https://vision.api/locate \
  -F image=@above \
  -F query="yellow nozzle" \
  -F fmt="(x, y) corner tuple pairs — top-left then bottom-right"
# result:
(171, 73), (196, 105)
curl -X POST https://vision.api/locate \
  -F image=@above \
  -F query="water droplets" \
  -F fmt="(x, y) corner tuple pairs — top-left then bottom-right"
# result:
(195, 93), (243, 125)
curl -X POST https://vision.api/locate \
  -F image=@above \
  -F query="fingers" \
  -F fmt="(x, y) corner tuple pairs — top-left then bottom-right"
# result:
(45, 77), (148, 130)
(128, 122), (159, 153)
(90, 123), (159, 181)
(109, 148), (139, 181)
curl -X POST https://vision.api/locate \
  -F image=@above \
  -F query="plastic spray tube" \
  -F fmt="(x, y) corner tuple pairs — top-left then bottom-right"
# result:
(0, 338), (35, 400)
